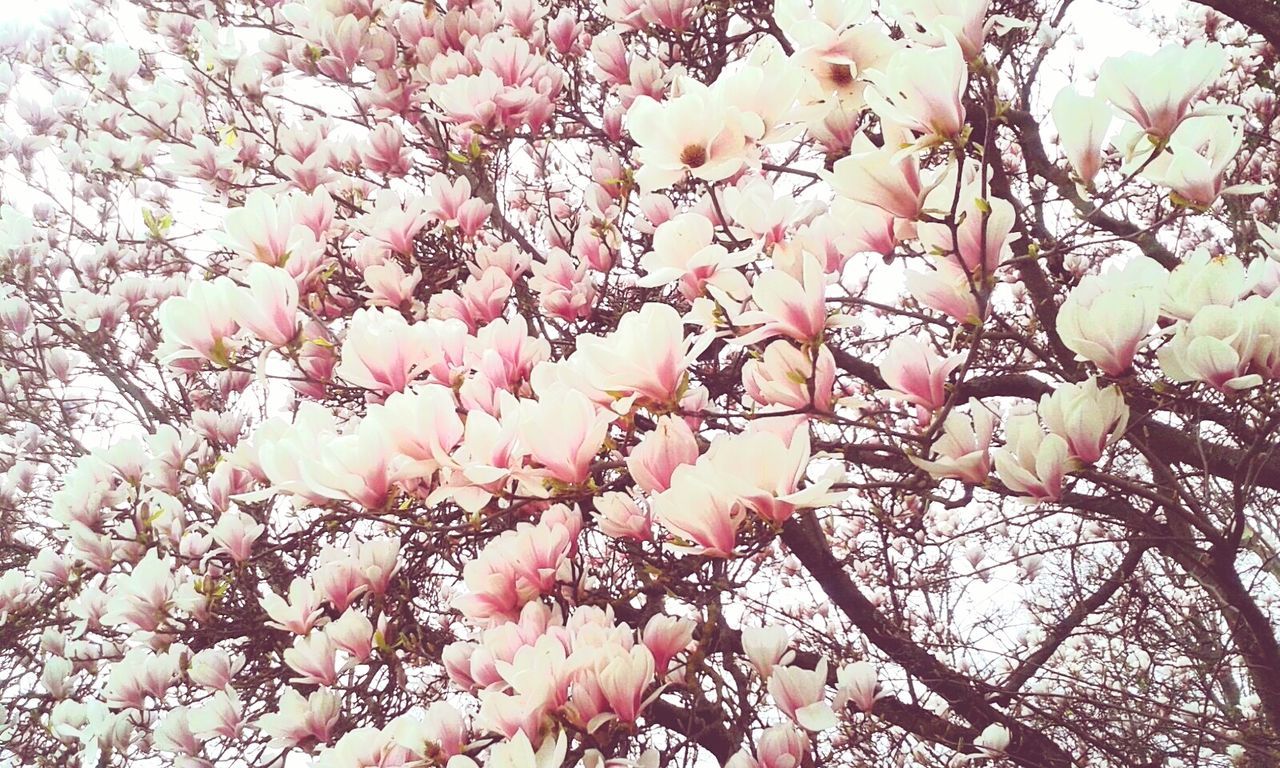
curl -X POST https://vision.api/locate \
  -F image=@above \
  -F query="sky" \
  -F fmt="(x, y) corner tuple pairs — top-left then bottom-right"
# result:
(0, 1), (70, 24)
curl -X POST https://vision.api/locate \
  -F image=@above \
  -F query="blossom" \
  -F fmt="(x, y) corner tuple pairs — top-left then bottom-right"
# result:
(642, 614), (696, 675)
(826, 132), (926, 219)
(741, 625), (794, 678)
(334, 308), (434, 394)
(993, 412), (1070, 502)
(864, 37), (967, 143)
(904, 260), (982, 325)
(593, 492), (653, 541)
(768, 658), (838, 732)
(626, 415), (700, 494)
(520, 385), (613, 485)
(260, 577), (325, 635)
(698, 428), (842, 526)
(188, 648), (244, 691)
(1162, 250), (1250, 321)
(735, 255), (830, 345)
(878, 336), (962, 413)
(1058, 263), (1163, 376)
(256, 688), (342, 748)
(209, 509), (264, 563)
(974, 723), (1012, 757)
(637, 212), (752, 300)
(157, 279), (239, 365)
(742, 340), (837, 412)
(916, 189), (1016, 276)
(835, 660), (879, 713)
(190, 688), (245, 740)
(1051, 87), (1112, 185)
(1096, 42), (1229, 139)
(284, 631), (341, 686)
(1139, 116), (1251, 208)
(569, 302), (708, 405)
(598, 645), (656, 722)
(882, 0), (991, 59)
(650, 464), (746, 556)
(909, 398), (995, 483)
(1158, 304), (1265, 392)
(1038, 379), (1128, 465)
(627, 84), (750, 192)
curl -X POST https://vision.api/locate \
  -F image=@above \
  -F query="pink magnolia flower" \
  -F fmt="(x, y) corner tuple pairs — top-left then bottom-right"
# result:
(1058, 267), (1162, 376)
(642, 614), (696, 675)
(743, 340), (837, 412)
(637, 213), (752, 300)
(827, 132), (925, 219)
(735, 255), (830, 345)
(650, 464), (746, 557)
(363, 123), (412, 177)
(1038, 379), (1128, 465)
(314, 554), (371, 612)
(627, 84), (750, 193)
(190, 689), (245, 740)
(284, 631), (341, 686)
(520, 385), (613, 485)
(157, 280), (239, 365)
(335, 308), (433, 394)
(361, 190), (434, 259)
(261, 578), (325, 635)
(368, 384), (465, 472)
(361, 262), (422, 309)
(993, 412), (1071, 502)
(700, 428), (842, 526)
(864, 37), (967, 144)
(905, 260), (983, 325)
(188, 648), (245, 691)
(220, 190), (328, 268)
(1138, 116), (1252, 208)
(768, 658), (838, 732)
(878, 336), (963, 414)
(529, 249), (596, 322)
(419, 702), (469, 759)
(909, 398), (996, 484)
(835, 661), (880, 713)
(883, 0), (992, 59)
(210, 509), (264, 563)
(570, 303), (708, 405)
(102, 550), (174, 632)
(1051, 87), (1113, 185)
(1158, 304), (1264, 392)
(756, 724), (810, 768)
(326, 608), (375, 662)
(917, 189), (1016, 276)
(430, 267), (513, 332)
(626, 415), (700, 494)
(355, 538), (401, 595)
(1097, 42), (1229, 139)
(592, 492), (653, 541)
(598, 644), (656, 722)
(454, 515), (576, 625)
(257, 688), (342, 748)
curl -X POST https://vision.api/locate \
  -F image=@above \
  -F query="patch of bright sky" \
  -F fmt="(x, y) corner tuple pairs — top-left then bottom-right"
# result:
(0, 0), (72, 24)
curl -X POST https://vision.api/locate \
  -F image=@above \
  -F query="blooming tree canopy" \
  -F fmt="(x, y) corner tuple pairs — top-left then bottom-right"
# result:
(1, 0), (1279, 767)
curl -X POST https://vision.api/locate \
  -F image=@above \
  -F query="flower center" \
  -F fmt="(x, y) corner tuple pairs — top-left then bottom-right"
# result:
(679, 144), (708, 168)
(827, 63), (855, 87)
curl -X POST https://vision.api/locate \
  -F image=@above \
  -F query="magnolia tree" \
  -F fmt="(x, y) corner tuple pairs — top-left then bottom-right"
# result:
(2, 0), (1280, 765)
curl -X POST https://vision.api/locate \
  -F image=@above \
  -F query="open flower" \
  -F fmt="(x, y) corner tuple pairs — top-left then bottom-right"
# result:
(627, 83), (750, 192)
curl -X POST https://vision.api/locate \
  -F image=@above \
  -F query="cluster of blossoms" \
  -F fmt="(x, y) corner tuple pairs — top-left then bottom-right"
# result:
(3, 0), (1280, 767)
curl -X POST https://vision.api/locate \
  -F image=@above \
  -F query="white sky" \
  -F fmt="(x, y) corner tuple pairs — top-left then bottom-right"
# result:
(0, 1), (71, 23)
